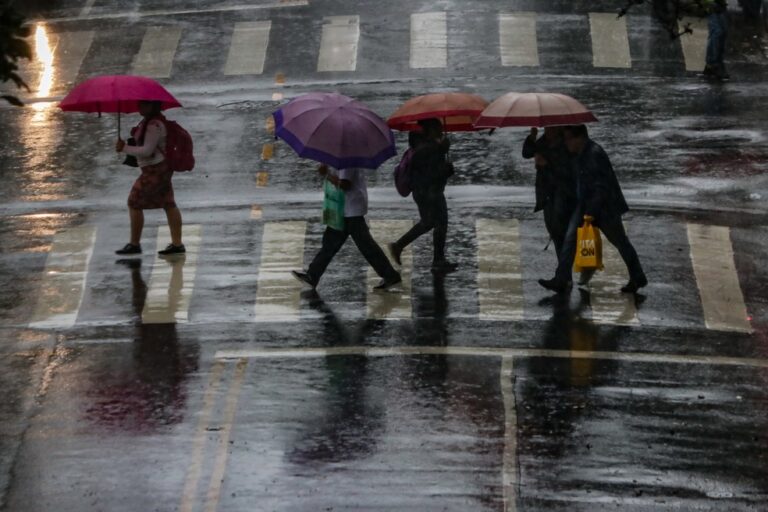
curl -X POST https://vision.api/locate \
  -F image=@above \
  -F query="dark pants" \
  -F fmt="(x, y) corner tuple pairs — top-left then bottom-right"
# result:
(706, 12), (728, 68)
(543, 193), (576, 259)
(307, 216), (399, 283)
(394, 189), (448, 262)
(555, 208), (645, 284)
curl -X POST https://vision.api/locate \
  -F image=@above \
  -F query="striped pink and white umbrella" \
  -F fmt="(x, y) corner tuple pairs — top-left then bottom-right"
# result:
(473, 92), (598, 129)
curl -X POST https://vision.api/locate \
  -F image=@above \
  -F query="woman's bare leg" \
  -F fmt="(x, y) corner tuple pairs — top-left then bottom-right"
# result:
(129, 208), (144, 245)
(165, 206), (183, 246)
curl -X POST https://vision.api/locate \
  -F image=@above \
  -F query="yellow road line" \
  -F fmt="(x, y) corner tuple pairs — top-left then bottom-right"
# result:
(179, 361), (226, 512)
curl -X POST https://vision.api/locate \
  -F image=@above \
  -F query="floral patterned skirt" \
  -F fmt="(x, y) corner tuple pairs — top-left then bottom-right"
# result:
(127, 161), (177, 210)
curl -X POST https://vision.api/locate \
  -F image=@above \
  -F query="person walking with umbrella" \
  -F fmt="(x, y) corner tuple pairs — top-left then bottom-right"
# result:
(538, 124), (647, 294)
(522, 126), (576, 262)
(270, 92), (401, 291)
(115, 100), (185, 256)
(389, 118), (456, 273)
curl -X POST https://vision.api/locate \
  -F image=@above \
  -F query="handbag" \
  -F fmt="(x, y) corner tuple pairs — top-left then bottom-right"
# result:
(573, 215), (604, 272)
(322, 179), (345, 231)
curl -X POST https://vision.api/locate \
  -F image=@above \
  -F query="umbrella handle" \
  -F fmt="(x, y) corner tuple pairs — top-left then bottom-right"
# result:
(117, 103), (121, 139)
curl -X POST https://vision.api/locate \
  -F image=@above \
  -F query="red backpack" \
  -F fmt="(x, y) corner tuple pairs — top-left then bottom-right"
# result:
(158, 116), (195, 172)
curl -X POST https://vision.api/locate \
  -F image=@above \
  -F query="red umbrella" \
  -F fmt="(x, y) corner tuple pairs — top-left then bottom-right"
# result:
(474, 92), (598, 129)
(387, 92), (489, 132)
(59, 75), (182, 135)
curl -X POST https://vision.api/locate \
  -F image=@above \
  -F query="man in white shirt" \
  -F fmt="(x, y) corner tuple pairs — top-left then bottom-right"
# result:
(293, 164), (401, 290)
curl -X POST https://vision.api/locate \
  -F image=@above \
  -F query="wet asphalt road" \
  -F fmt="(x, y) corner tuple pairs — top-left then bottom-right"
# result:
(2, 0), (768, 510)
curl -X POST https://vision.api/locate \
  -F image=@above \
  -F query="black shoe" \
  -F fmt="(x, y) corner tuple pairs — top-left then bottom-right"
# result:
(291, 270), (317, 289)
(158, 244), (186, 256)
(431, 260), (458, 274)
(538, 278), (572, 294)
(703, 64), (718, 77)
(578, 269), (596, 286)
(115, 243), (142, 255)
(621, 274), (648, 294)
(388, 243), (402, 266)
(374, 274), (402, 291)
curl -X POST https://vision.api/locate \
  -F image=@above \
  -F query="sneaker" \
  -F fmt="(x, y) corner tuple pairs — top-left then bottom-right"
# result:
(538, 278), (572, 294)
(291, 270), (317, 289)
(431, 260), (458, 274)
(115, 243), (142, 255)
(158, 244), (186, 256)
(621, 274), (648, 294)
(374, 274), (402, 291)
(388, 243), (402, 266)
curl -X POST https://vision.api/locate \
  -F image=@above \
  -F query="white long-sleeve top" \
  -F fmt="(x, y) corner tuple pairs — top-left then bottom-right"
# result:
(123, 118), (167, 167)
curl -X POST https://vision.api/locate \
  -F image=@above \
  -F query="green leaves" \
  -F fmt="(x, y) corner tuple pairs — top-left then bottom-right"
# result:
(0, 3), (32, 106)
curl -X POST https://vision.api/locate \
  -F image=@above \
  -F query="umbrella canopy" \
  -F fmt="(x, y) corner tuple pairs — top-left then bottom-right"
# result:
(273, 92), (396, 170)
(59, 75), (182, 114)
(474, 92), (598, 129)
(387, 92), (489, 132)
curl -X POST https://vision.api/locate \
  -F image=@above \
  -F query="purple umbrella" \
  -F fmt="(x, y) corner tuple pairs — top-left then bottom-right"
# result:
(273, 93), (396, 170)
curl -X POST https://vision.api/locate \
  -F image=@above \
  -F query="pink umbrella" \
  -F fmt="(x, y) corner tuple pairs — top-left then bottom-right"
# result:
(474, 92), (598, 129)
(59, 75), (182, 135)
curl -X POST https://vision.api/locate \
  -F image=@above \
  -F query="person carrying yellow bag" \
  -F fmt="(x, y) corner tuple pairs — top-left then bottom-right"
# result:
(573, 215), (604, 272)
(539, 125), (647, 294)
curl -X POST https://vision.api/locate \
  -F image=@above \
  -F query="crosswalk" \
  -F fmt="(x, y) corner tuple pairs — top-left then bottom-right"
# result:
(24, 10), (711, 96)
(20, 217), (755, 334)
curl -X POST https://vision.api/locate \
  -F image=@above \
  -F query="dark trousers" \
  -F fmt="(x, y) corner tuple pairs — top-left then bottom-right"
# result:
(543, 193), (576, 259)
(555, 208), (645, 283)
(307, 216), (399, 283)
(394, 189), (448, 262)
(706, 12), (728, 68)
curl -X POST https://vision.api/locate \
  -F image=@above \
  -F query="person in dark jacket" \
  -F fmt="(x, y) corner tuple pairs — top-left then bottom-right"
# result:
(389, 118), (457, 274)
(703, 0), (729, 80)
(522, 126), (576, 260)
(539, 124), (647, 294)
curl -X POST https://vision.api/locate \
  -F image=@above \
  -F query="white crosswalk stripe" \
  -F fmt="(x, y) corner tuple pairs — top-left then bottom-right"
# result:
(317, 15), (360, 72)
(499, 13), (540, 67)
(589, 12), (632, 69)
(687, 224), (752, 333)
(410, 12), (448, 69)
(589, 224), (639, 326)
(22, 219), (757, 332)
(23, 28), (94, 95)
(366, 220), (413, 320)
(133, 26), (182, 78)
(142, 225), (201, 324)
(224, 21), (272, 76)
(678, 17), (708, 72)
(28, 226), (97, 329)
(254, 221), (307, 322)
(476, 219), (524, 321)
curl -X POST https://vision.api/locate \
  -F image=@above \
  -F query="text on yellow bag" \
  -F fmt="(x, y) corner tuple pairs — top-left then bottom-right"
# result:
(573, 215), (604, 272)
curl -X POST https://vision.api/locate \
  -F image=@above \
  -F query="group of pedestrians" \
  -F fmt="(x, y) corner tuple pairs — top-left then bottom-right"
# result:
(114, 104), (646, 297)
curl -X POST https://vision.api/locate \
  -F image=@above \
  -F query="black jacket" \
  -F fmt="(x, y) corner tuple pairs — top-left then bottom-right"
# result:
(572, 139), (629, 224)
(410, 137), (451, 194)
(522, 134), (575, 212)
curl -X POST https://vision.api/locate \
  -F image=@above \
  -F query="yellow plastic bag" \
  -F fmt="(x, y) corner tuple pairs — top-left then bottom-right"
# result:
(573, 215), (604, 272)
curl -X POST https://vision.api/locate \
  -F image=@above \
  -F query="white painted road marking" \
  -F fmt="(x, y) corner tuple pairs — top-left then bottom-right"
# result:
(29, 226), (96, 329)
(499, 13), (539, 67)
(142, 225), (201, 324)
(79, 0), (97, 18)
(410, 12), (447, 69)
(52, 31), (95, 90)
(589, 12), (631, 68)
(215, 346), (768, 369)
(254, 221), (306, 322)
(366, 220), (412, 320)
(133, 26), (182, 78)
(687, 224), (752, 333)
(500, 356), (518, 512)
(679, 17), (708, 72)
(476, 219), (524, 321)
(317, 15), (360, 72)
(224, 21), (272, 76)
(589, 224), (639, 326)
